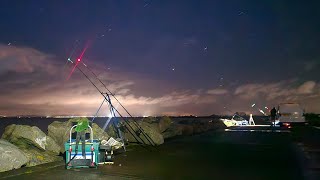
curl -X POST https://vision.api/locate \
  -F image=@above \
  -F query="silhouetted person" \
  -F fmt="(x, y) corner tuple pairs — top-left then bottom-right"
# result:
(270, 107), (277, 126)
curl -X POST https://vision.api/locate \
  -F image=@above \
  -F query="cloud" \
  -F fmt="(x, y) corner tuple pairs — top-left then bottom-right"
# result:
(234, 80), (319, 100)
(0, 44), (57, 74)
(0, 44), (218, 116)
(207, 88), (228, 95)
(231, 80), (320, 113)
(1, 44), (320, 116)
(297, 81), (316, 94)
(235, 81), (302, 100)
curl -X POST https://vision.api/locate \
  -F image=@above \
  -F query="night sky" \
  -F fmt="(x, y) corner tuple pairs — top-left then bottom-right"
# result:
(0, 0), (319, 116)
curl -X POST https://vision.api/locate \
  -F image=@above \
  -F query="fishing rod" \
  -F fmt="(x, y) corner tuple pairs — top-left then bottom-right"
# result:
(67, 59), (157, 148)
(251, 103), (268, 116)
(81, 61), (157, 147)
(63, 41), (79, 71)
(65, 40), (157, 147)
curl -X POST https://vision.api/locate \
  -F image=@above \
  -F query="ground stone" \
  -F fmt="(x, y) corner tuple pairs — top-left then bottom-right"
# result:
(0, 140), (28, 172)
(2, 124), (60, 154)
(123, 120), (164, 145)
(159, 116), (173, 133)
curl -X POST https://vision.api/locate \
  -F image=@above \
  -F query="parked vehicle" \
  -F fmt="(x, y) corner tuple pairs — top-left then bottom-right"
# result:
(277, 103), (306, 126)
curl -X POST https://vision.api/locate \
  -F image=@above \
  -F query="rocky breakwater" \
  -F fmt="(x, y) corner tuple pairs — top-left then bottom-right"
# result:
(0, 116), (222, 172)
(180, 117), (226, 135)
(1, 124), (61, 170)
(0, 117), (112, 172)
(122, 117), (165, 145)
(120, 116), (222, 144)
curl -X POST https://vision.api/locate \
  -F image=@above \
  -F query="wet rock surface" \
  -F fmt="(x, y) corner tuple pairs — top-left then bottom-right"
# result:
(19, 148), (63, 167)
(1, 124), (62, 167)
(2, 124), (47, 150)
(47, 121), (70, 153)
(158, 116), (172, 133)
(0, 139), (28, 172)
(91, 123), (110, 141)
(123, 120), (164, 145)
(2, 124), (60, 154)
(0, 116), (223, 172)
(162, 123), (182, 139)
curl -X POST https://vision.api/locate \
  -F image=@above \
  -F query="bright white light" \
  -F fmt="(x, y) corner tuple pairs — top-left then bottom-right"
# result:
(102, 103), (119, 131)
(259, 109), (266, 115)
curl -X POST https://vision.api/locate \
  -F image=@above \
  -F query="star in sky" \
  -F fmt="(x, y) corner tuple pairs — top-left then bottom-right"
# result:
(0, 0), (319, 116)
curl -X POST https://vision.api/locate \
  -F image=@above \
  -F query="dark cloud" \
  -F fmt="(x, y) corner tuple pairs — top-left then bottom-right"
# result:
(1, 1), (320, 114)
(0, 35), (320, 115)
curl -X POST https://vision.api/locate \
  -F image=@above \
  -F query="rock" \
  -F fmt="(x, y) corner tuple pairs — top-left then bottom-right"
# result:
(48, 121), (71, 153)
(142, 116), (157, 124)
(122, 120), (164, 145)
(139, 121), (163, 145)
(45, 136), (62, 154)
(162, 123), (182, 139)
(2, 124), (60, 154)
(0, 140), (28, 172)
(178, 124), (194, 135)
(142, 117), (161, 133)
(20, 148), (62, 167)
(159, 116), (172, 133)
(91, 123), (110, 141)
(1, 125), (15, 139)
(105, 123), (118, 138)
(190, 119), (216, 134)
(1, 124), (62, 166)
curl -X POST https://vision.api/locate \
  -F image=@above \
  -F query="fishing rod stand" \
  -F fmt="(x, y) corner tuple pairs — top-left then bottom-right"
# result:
(92, 92), (126, 152)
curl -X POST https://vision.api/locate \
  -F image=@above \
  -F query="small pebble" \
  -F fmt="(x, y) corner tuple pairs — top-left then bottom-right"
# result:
(119, 164), (122, 166)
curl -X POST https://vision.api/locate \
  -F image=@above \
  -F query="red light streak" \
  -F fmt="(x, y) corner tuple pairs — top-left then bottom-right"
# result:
(65, 41), (91, 81)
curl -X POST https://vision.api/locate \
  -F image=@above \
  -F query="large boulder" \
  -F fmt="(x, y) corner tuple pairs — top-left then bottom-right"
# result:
(0, 140), (28, 172)
(142, 116), (158, 124)
(48, 118), (110, 153)
(190, 119), (216, 134)
(91, 123), (110, 141)
(159, 116), (172, 133)
(45, 136), (62, 154)
(142, 117), (160, 133)
(178, 124), (194, 136)
(161, 123), (182, 139)
(19, 148), (62, 167)
(48, 121), (70, 153)
(139, 121), (163, 145)
(1, 125), (62, 167)
(122, 120), (164, 145)
(2, 124), (60, 154)
(105, 123), (118, 138)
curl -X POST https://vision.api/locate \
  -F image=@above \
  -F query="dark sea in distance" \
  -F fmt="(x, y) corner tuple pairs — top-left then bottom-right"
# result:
(0, 116), (225, 136)
(0, 115), (270, 137)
